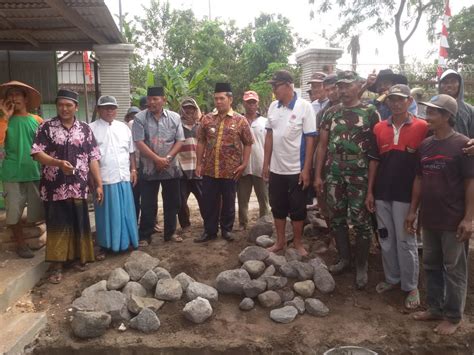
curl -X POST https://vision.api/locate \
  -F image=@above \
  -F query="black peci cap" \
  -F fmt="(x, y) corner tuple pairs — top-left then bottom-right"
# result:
(147, 86), (165, 97)
(56, 89), (79, 104)
(214, 82), (232, 93)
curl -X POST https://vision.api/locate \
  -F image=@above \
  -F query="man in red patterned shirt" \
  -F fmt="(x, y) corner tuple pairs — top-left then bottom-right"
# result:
(195, 83), (254, 242)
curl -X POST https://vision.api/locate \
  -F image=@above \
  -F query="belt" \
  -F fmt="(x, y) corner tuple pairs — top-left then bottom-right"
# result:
(333, 153), (364, 161)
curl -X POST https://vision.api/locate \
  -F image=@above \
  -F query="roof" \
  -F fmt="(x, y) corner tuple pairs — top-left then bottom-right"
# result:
(0, 0), (124, 50)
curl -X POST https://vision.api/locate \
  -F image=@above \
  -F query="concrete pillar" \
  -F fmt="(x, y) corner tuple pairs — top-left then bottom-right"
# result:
(93, 44), (134, 120)
(295, 47), (343, 101)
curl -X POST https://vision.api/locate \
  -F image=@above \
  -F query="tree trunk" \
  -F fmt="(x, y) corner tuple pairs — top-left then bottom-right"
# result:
(397, 40), (405, 68)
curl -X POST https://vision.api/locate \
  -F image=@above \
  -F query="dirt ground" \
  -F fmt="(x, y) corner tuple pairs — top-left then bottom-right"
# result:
(27, 196), (474, 354)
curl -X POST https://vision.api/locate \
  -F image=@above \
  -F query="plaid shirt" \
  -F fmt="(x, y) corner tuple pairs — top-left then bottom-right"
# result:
(198, 109), (253, 179)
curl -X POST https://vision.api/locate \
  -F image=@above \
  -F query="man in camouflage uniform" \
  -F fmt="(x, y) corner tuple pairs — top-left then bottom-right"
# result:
(315, 71), (380, 289)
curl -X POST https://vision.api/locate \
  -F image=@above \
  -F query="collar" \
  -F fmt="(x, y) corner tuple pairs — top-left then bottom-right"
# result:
(147, 108), (168, 120)
(98, 118), (116, 126)
(386, 113), (414, 126)
(212, 108), (235, 117)
(52, 116), (79, 128)
(277, 92), (298, 110)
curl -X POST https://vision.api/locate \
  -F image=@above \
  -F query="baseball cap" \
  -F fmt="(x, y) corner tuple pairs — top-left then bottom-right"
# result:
(335, 71), (363, 84)
(307, 72), (327, 84)
(323, 74), (338, 86)
(243, 91), (259, 102)
(386, 84), (411, 98)
(267, 70), (294, 85)
(97, 95), (118, 107)
(126, 106), (140, 115)
(419, 94), (458, 117)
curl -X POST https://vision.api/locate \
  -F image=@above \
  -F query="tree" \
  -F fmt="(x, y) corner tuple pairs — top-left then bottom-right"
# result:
(347, 35), (360, 71)
(447, 5), (474, 66)
(308, 0), (444, 66)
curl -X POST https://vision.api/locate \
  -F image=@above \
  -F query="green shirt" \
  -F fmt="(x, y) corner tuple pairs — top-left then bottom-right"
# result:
(2, 114), (41, 182)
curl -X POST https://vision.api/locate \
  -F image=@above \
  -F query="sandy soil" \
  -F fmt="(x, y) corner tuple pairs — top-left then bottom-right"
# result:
(28, 196), (474, 354)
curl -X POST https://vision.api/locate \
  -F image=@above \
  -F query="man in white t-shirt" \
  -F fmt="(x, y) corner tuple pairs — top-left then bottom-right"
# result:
(236, 91), (270, 230)
(263, 70), (317, 256)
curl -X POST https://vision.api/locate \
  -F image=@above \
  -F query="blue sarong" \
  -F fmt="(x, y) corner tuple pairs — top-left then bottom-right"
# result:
(95, 181), (139, 252)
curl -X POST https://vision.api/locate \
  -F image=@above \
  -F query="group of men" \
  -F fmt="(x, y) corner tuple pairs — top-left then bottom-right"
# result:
(0, 65), (473, 335)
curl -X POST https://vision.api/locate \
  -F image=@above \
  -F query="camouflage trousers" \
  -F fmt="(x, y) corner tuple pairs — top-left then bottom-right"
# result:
(326, 173), (372, 239)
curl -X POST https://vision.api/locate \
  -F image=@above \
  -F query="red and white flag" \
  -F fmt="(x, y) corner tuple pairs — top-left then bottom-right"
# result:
(437, 0), (451, 78)
(83, 51), (93, 83)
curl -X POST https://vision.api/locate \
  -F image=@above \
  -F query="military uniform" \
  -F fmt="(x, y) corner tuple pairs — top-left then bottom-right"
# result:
(320, 102), (380, 286)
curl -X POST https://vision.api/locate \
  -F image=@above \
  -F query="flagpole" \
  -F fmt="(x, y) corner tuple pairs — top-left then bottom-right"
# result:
(437, 0), (450, 78)
(82, 51), (89, 123)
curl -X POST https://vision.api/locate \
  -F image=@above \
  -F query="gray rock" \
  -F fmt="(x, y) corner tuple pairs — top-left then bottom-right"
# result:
(72, 290), (128, 322)
(128, 294), (164, 314)
(122, 282), (147, 299)
(284, 218), (294, 242)
(293, 261), (314, 281)
(129, 308), (161, 333)
(285, 248), (302, 262)
(107, 268), (130, 290)
(265, 253), (287, 269)
(305, 298), (329, 317)
(155, 279), (183, 301)
(243, 279), (267, 298)
(238, 246), (270, 263)
(293, 280), (315, 298)
(259, 265), (276, 279)
(215, 269), (251, 295)
(276, 287), (295, 303)
(264, 276), (288, 290)
(303, 224), (315, 238)
(153, 267), (172, 281)
(248, 215), (273, 243)
(81, 280), (107, 297)
(71, 311), (111, 338)
(255, 235), (275, 248)
(310, 259), (336, 294)
(279, 262), (298, 278)
(270, 306), (298, 324)
(124, 251), (160, 281)
(139, 270), (158, 291)
(183, 297), (213, 324)
(174, 272), (196, 291)
(284, 296), (305, 314)
(242, 260), (266, 278)
(308, 257), (327, 269)
(258, 290), (282, 308)
(239, 297), (255, 311)
(186, 282), (218, 302)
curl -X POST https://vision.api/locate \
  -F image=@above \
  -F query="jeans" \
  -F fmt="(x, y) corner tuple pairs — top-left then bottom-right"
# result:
(423, 229), (468, 323)
(139, 178), (181, 242)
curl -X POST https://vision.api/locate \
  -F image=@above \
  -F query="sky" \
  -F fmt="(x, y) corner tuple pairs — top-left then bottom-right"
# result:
(104, 0), (467, 76)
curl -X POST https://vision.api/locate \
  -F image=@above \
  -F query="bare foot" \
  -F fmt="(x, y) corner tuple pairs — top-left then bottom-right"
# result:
(294, 245), (308, 257)
(267, 243), (285, 253)
(413, 311), (443, 321)
(434, 320), (461, 335)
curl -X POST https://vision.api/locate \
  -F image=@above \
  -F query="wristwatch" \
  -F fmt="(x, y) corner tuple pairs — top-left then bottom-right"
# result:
(166, 155), (173, 163)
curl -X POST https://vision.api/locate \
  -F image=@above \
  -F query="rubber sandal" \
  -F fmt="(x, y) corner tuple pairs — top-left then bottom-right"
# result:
(376, 281), (398, 294)
(405, 289), (421, 309)
(170, 234), (183, 243)
(95, 252), (106, 261)
(48, 269), (62, 284)
(138, 240), (149, 247)
(72, 263), (88, 272)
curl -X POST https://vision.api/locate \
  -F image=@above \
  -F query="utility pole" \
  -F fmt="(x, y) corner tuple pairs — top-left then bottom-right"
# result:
(119, 0), (123, 33)
(208, 0), (211, 20)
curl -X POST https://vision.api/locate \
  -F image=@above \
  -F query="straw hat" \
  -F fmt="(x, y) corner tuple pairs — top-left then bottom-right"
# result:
(0, 81), (41, 110)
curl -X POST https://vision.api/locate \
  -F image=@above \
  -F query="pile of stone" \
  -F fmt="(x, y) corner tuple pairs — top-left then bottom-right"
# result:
(215, 244), (335, 324)
(1, 222), (46, 251)
(70, 251), (218, 338)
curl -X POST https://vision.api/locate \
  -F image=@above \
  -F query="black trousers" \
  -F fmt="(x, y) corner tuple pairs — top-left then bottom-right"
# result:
(202, 176), (236, 235)
(132, 176), (141, 222)
(139, 178), (181, 242)
(178, 178), (204, 228)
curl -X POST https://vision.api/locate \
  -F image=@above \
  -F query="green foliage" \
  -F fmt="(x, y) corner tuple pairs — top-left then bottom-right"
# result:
(120, 0), (305, 113)
(448, 5), (474, 66)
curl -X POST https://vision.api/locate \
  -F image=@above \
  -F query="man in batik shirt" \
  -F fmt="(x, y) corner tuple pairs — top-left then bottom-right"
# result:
(31, 89), (103, 284)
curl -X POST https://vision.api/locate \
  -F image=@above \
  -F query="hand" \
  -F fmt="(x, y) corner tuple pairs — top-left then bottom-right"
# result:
(195, 164), (202, 177)
(95, 186), (104, 205)
(462, 139), (474, 156)
(365, 192), (375, 213)
(233, 165), (246, 181)
(262, 165), (270, 182)
(154, 157), (169, 171)
(0, 99), (14, 119)
(130, 170), (138, 187)
(314, 176), (324, 196)
(405, 211), (417, 234)
(365, 73), (377, 88)
(456, 218), (473, 242)
(299, 169), (310, 190)
(59, 160), (75, 175)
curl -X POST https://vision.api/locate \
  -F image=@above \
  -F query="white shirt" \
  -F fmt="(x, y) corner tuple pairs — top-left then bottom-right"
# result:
(243, 115), (267, 177)
(89, 118), (135, 185)
(266, 94), (316, 175)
